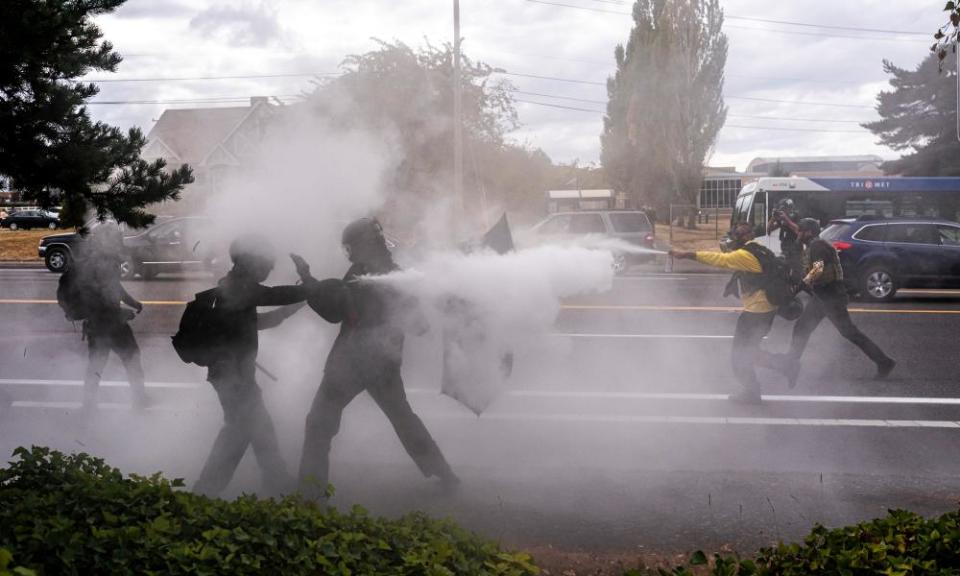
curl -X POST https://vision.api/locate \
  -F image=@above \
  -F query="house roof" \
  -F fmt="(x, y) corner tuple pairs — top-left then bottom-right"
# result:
(145, 106), (255, 165)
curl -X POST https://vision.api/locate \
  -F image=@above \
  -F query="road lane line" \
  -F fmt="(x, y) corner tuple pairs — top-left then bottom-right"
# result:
(554, 333), (733, 339)
(0, 379), (200, 389)
(6, 379), (960, 406)
(496, 390), (960, 405)
(1, 299), (958, 315)
(561, 304), (960, 315)
(1, 300), (188, 306)
(8, 399), (960, 429)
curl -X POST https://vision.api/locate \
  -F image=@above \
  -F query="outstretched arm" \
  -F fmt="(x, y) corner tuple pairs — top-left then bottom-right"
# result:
(669, 248), (762, 274)
(257, 302), (306, 330)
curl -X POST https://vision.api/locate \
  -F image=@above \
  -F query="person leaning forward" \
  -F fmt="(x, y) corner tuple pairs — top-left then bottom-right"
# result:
(298, 217), (458, 503)
(670, 223), (794, 404)
(780, 219), (895, 387)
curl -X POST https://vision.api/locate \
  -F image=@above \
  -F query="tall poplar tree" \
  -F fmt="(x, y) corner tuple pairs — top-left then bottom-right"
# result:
(601, 0), (727, 223)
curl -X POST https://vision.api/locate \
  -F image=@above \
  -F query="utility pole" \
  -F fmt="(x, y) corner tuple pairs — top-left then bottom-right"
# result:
(453, 0), (465, 230)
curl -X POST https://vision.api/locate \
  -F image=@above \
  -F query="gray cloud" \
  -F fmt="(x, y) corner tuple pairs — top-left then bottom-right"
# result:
(189, 2), (282, 47)
(111, 0), (196, 19)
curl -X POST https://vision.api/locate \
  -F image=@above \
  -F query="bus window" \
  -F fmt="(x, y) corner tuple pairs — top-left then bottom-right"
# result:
(845, 200), (893, 218)
(733, 193), (751, 225)
(752, 195), (766, 229)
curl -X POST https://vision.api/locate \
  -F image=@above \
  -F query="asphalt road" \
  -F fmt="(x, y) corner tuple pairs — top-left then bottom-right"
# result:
(2, 265), (960, 553)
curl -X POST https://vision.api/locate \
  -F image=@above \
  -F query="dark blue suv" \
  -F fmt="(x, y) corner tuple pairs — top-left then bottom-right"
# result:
(820, 217), (960, 302)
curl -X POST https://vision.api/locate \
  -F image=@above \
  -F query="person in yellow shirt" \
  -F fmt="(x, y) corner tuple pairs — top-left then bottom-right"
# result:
(670, 223), (790, 404)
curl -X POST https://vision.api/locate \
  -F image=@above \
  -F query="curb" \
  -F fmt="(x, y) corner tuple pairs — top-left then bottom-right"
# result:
(0, 261), (45, 270)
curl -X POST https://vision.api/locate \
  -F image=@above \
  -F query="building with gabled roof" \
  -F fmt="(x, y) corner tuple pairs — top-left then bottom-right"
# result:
(142, 97), (274, 212)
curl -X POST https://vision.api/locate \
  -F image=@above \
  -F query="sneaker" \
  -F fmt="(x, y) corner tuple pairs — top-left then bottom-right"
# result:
(728, 389), (762, 405)
(876, 359), (896, 380)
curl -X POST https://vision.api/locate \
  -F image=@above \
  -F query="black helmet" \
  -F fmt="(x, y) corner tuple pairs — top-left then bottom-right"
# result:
(229, 234), (276, 266)
(342, 217), (384, 247)
(797, 218), (821, 235)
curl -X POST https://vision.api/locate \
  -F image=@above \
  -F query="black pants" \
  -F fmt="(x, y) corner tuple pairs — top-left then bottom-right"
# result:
(83, 321), (146, 406)
(193, 363), (290, 496)
(298, 349), (452, 500)
(732, 310), (779, 395)
(788, 285), (891, 366)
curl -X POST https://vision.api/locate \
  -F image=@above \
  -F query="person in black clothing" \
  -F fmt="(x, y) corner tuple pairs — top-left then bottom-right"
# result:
(80, 225), (151, 411)
(298, 217), (457, 502)
(783, 219), (896, 387)
(192, 234), (313, 497)
(767, 198), (803, 280)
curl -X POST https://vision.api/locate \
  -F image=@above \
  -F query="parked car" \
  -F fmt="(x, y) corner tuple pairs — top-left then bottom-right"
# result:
(819, 217), (960, 301)
(39, 216), (225, 278)
(527, 210), (656, 274)
(1, 209), (60, 230)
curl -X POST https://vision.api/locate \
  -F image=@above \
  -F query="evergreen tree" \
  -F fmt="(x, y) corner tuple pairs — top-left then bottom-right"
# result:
(863, 53), (960, 176)
(0, 0), (193, 227)
(601, 0), (727, 222)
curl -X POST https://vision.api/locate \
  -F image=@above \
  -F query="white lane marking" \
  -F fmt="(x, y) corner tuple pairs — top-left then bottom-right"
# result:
(10, 401), (191, 412)
(5, 379), (960, 407)
(494, 390), (960, 406)
(614, 276), (690, 281)
(554, 333), (733, 339)
(9, 400), (960, 429)
(0, 379), (200, 389)
(430, 412), (960, 429)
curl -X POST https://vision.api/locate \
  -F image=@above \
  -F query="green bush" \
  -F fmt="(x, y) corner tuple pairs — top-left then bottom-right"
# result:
(655, 508), (960, 576)
(0, 446), (539, 576)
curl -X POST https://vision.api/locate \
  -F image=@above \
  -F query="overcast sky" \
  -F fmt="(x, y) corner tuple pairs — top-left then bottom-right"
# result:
(88, 0), (947, 172)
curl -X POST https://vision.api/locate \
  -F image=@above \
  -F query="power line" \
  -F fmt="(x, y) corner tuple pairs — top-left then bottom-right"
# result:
(512, 89), (607, 104)
(728, 113), (870, 124)
(500, 70), (606, 85)
(524, 0), (929, 40)
(501, 70), (876, 108)
(515, 99), (870, 133)
(514, 99), (604, 113)
(86, 72), (338, 83)
(725, 124), (866, 134)
(87, 95), (301, 105)
(725, 14), (928, 36)
(726, 95), (874, 109)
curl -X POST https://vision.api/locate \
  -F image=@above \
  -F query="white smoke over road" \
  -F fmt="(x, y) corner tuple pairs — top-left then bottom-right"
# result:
(362, 244), (617, 411)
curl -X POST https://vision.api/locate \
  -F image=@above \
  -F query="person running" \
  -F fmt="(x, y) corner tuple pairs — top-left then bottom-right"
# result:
(782, 218), (895, 387)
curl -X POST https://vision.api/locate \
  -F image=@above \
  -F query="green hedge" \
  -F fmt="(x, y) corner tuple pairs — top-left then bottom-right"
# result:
(650, 508), (960, 576)
(0, 446), (539, 576)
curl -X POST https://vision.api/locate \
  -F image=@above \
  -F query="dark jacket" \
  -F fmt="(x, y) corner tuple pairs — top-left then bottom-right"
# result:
(209, 269), (308, 380)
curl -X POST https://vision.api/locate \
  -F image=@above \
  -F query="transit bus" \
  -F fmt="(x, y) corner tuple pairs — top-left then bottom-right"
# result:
(729, 177), (960, 252)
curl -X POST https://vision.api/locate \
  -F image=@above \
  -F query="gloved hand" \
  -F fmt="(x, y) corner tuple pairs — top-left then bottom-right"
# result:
(290, 253), (312, 281)
(133, 300), (144, 314)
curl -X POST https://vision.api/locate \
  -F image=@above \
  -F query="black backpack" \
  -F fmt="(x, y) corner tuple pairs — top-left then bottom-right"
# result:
(171, 288), (228, 367)
(56, 267), (97, 321)
(740, 243), (799, 307)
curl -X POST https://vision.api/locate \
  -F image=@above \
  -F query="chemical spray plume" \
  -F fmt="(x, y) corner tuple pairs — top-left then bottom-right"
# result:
(359, 245), (616, 411)
(566, 235), (668, 256)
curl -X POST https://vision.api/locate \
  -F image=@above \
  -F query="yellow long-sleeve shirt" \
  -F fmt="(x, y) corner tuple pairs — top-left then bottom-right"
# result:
(694, 242), (775, 313)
